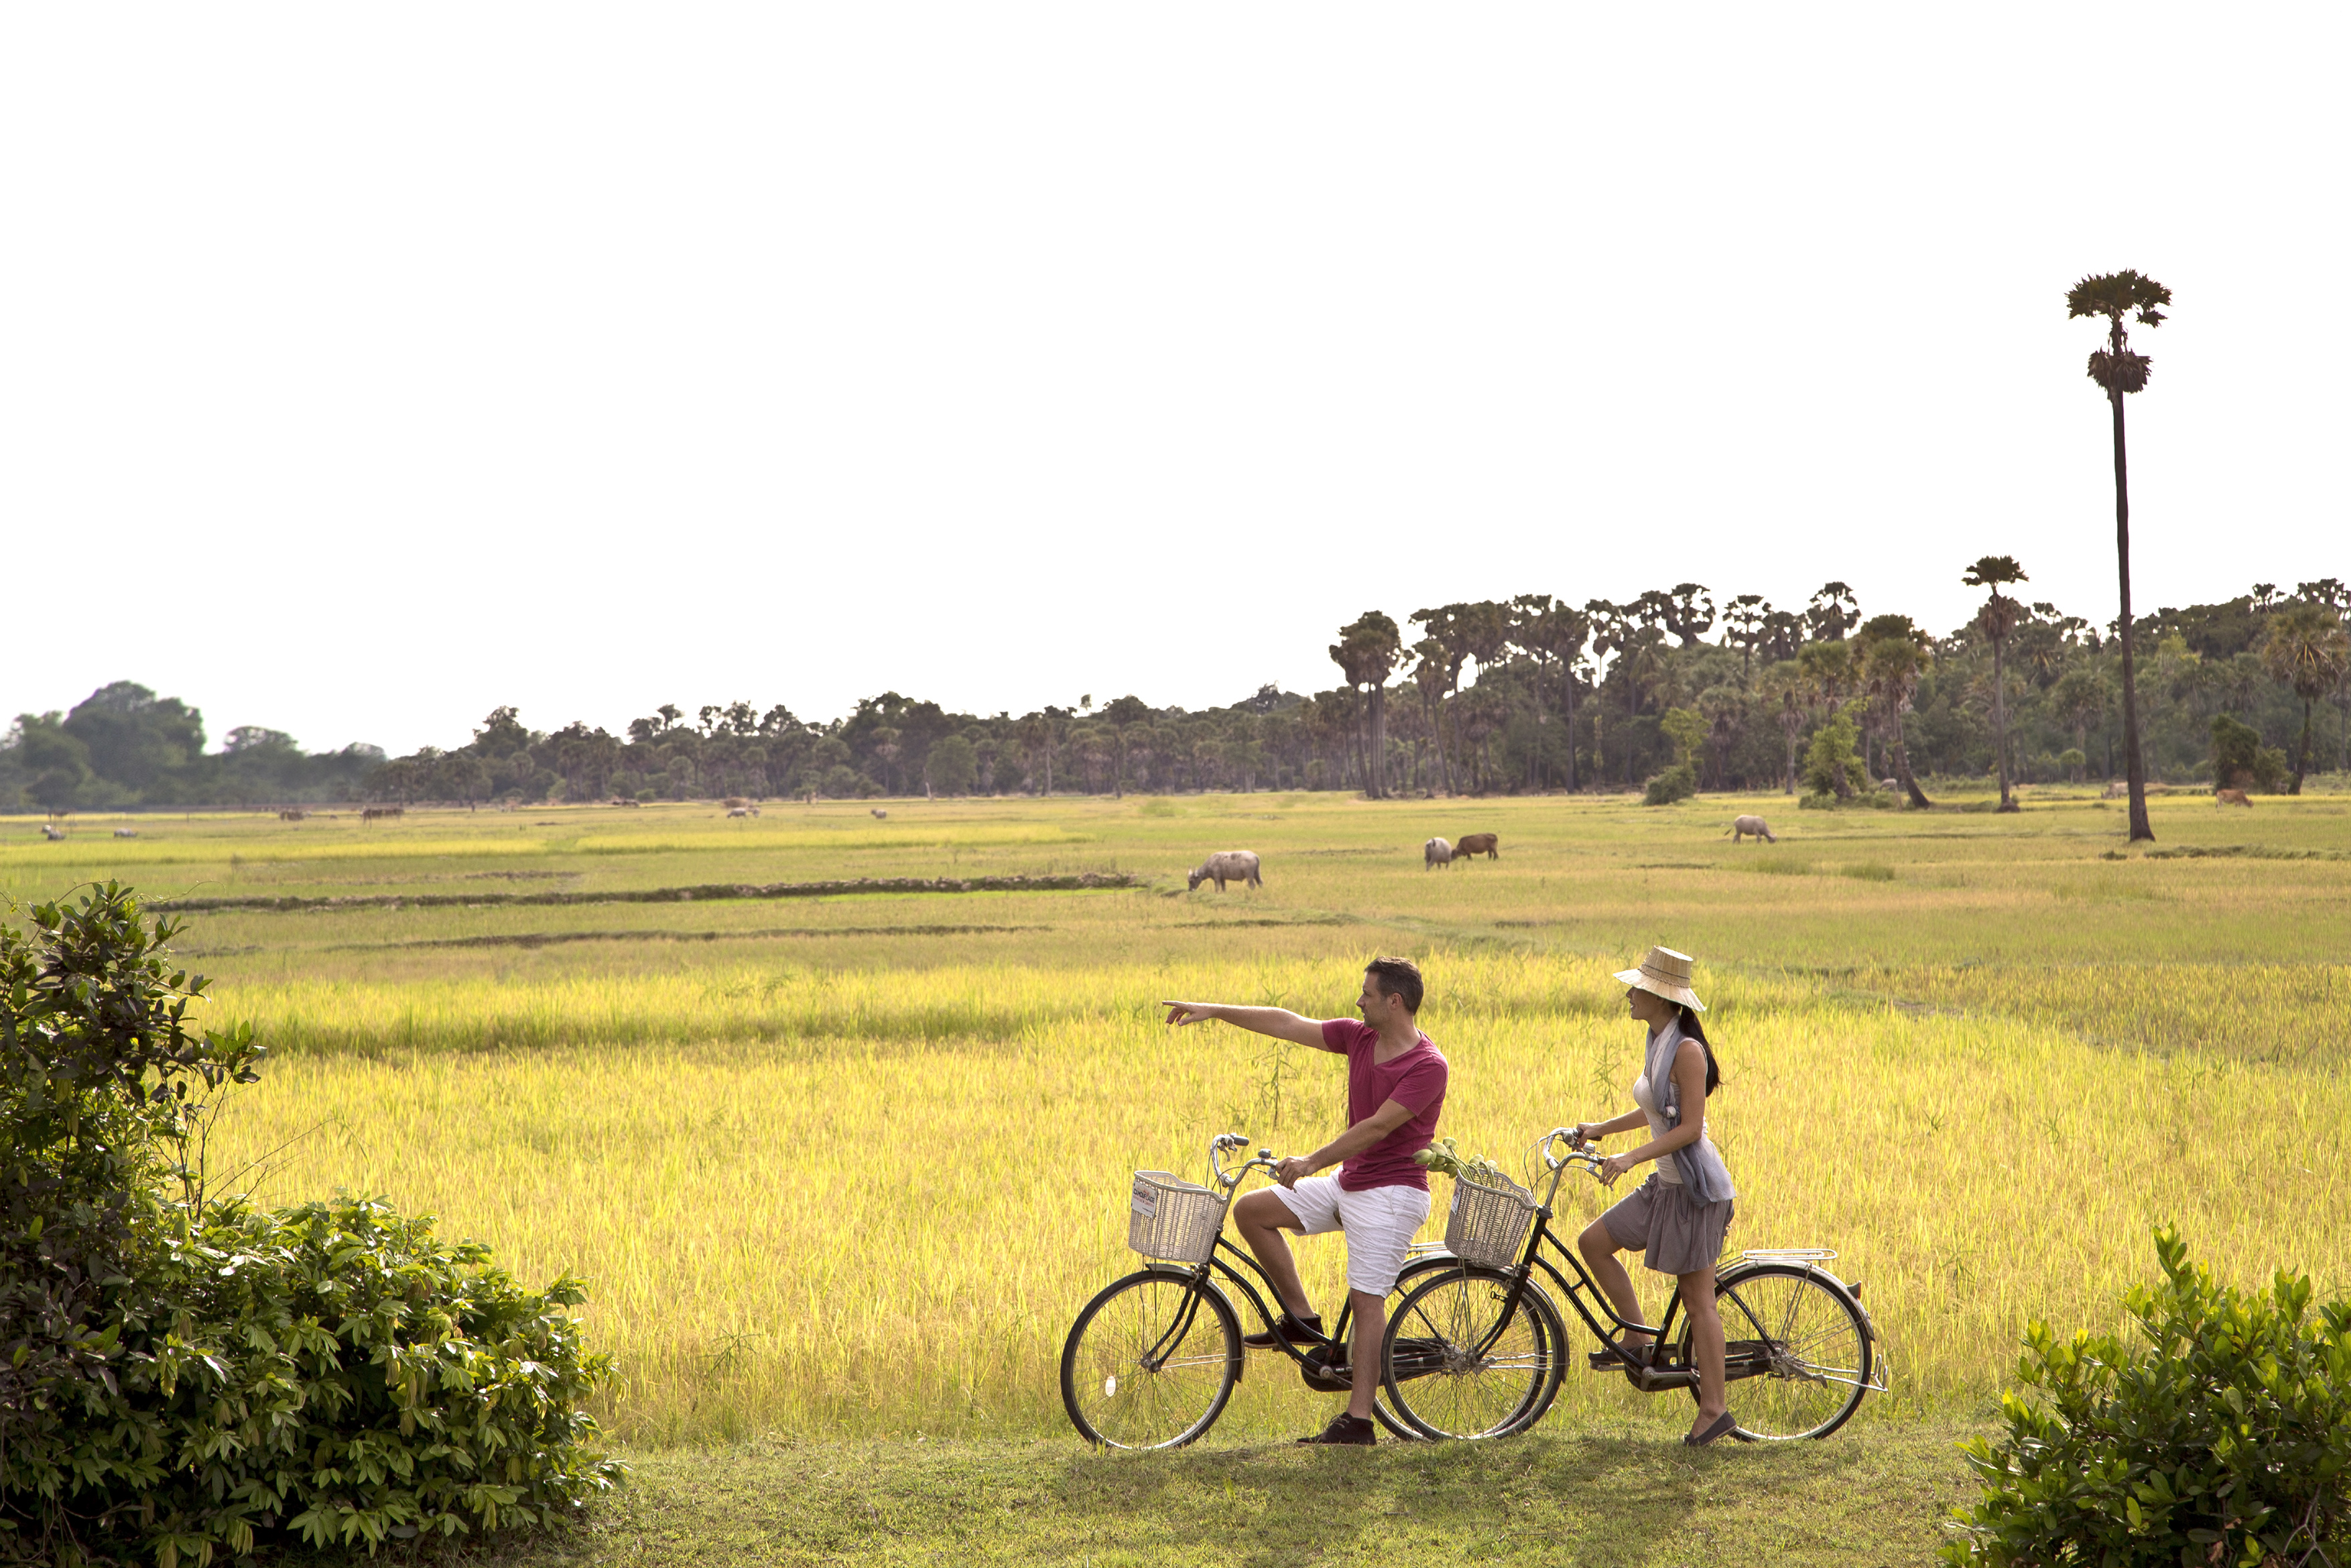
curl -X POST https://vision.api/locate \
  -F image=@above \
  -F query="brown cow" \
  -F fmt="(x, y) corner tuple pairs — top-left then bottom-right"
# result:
(1454, 833), (1499, 860)
(2214, 788), (2252, 807)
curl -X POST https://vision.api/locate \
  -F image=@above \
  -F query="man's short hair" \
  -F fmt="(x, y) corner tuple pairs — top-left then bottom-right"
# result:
(1363, 956), (1424, 1013)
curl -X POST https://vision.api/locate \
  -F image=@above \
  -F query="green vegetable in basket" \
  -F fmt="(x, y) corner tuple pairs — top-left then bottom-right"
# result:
(1415, 1141), (1511, 1185)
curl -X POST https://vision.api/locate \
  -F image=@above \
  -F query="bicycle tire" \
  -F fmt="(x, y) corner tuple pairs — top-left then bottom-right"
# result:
(1673, 1263), (1872, 1441)
(1061, 1267), (1241, 1449)
(1379, 1263), (1569, 1441)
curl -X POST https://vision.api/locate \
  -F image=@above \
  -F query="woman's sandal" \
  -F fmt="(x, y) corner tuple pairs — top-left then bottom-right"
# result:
(1683, 1411), (1739, 1447)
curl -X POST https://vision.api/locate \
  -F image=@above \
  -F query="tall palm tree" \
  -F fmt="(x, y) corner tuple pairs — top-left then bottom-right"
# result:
(2068, 269), (2171, 842)
(1407, 637), (1454, 794)
(1507, 595), (1588, 792)
(2295, 578), (2351, 771)
(1797, 638), (1854, 716)
(2260, 603), (2351, 793)
(1723, 594), (1770, 684)
(1857, 614), (1933, 808)
(1760, 661), (1806, 795)
(1963, 555), (2030, 812)
(1330, 612), (1401, 798)
(1101, 695), (1152, 799)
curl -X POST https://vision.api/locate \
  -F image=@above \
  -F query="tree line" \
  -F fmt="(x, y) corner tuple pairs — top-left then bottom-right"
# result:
(8, 574), (2346, 813)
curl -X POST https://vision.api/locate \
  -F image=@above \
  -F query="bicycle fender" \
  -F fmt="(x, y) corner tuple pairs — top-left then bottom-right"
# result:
(1717, 1259), (1875, 1344)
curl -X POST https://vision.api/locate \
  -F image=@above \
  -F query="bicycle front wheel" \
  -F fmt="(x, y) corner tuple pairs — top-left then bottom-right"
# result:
(1061, 1267), (1241, 1449)
(1679, 1264), (1872, 1441)
(1380, 1264), (1568, 1441)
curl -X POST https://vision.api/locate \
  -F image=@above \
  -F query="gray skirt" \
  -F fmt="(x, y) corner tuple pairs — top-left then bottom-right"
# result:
(1600, 1171), (1735, 1277)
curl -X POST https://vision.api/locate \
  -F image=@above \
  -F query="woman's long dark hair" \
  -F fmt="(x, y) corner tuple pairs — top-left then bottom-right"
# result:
(1677, 1004), (1723, 1096)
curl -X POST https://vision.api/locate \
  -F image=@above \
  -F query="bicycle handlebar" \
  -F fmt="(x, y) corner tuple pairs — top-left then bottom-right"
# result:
(1208, 1132), (1284, 1192)
(1535, 1126), (1608, 1181)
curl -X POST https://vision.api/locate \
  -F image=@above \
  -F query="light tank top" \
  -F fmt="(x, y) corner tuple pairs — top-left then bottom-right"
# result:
(1631, 1068), (1686, 1183)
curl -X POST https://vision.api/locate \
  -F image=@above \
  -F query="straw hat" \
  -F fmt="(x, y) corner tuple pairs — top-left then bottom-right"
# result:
(1614, 946), (1706, 1012)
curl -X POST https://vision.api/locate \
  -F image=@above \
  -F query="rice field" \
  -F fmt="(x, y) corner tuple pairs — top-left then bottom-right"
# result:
(6, 787), (2347, 1445)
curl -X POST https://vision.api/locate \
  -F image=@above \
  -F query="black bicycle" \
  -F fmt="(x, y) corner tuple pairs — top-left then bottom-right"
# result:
(1379, 1127), (1883, 1443)
(1060, 1132), (1468, 1449)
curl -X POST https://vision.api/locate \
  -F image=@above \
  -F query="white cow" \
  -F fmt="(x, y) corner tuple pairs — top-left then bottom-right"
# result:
(1188, 850), (1263, 891)
(41, 824), (66, 841)
(1423, 836), (1454, 869)
(871, 807), (889, 820)
(1726, 815), (1776, 844)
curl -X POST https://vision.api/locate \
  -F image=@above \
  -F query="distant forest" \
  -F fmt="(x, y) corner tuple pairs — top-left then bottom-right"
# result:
(8, 574), (2348, 812)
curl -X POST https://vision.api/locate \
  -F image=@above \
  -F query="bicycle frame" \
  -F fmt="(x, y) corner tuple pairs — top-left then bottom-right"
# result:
(1133, 1136), (1358, 1385)
(1474, 1141), (1697, 1386)
(1427, 1130), (1864, 1397)
(1146, 1134), (1460, 1388)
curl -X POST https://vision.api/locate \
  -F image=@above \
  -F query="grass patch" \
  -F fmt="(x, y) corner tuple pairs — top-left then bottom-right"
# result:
(472, 1427), (1984, 1567)
(1839, 862), (1896, 882)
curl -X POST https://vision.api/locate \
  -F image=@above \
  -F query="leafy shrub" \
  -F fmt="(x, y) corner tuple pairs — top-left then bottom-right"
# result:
(1943, 1226), (2349, 1567)
(2210, 714), (2289, 793)
(0, 885), (621, 1565)
(1802, 713), (1868, 798)
(1642, 763), (1696, 805)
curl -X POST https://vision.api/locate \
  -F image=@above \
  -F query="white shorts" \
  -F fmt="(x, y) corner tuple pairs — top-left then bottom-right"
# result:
(1269, 1175), (1432, 1297)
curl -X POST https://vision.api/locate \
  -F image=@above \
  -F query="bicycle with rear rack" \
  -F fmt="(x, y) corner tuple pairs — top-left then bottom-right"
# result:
(1061, 1132), (1472, 1449)
(1378, 1128), (1886, 1443)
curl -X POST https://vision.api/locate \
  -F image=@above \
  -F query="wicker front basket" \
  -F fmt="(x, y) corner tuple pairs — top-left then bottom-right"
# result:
(1127, 1171), (1224, 1264)
(1444, 1169), (1535, 1267)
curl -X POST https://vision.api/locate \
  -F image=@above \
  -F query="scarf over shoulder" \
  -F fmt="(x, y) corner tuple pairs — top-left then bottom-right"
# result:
(1647, 1018), (1736, 1205)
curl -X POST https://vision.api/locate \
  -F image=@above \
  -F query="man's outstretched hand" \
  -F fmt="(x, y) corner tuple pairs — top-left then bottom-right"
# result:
(1163, 1000), (1218, 1028)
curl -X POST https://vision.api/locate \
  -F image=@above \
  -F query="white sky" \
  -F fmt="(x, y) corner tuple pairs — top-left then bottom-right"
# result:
(5, 5), (2344, 756)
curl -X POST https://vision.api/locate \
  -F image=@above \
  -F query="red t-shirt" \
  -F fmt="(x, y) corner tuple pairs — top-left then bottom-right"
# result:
(1322, 1019), (1449, 1192)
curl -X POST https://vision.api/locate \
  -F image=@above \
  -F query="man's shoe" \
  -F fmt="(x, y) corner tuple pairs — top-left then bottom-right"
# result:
(1243, 1311), (1326, 1350)
(1297, 1413), (1377, 1445)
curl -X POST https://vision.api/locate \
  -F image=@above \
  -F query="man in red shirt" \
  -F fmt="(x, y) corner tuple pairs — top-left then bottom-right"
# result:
(1163, 957), (1448, 1445)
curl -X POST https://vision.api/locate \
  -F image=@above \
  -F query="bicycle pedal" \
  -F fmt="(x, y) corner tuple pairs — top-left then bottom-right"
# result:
(1631, 1364), (1699, 1394)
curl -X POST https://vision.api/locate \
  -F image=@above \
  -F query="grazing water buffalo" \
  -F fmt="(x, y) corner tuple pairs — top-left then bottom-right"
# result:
(113, 828), (138, 838)
(1424, 836), (1453, 869)
(1727, 815), (1777, 844)
(1188, 850), (1263, 891)
(40, 824), (65, 840)
(2215, 788), (2252, 807)
(1454, 833), (1499, 860)
(871, 807), (889, 819)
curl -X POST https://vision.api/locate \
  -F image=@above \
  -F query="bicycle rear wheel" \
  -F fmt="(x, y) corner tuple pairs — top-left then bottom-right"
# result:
(1677, 1264), (1872, 1441)
(1062, 1268), (1241, 1449)
(1379, 1263), (1568, 1441)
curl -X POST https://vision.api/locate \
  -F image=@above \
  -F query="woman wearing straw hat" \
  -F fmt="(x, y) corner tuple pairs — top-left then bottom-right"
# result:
(1568, 945), (1739, 1447)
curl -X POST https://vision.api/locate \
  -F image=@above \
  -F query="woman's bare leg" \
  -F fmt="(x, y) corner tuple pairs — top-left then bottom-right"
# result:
(1578, 1219), (1650, 1352)
(1678, 1265), (1727, 1430)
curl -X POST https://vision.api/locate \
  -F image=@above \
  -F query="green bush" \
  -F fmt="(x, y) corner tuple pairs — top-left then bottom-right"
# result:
(1802, 713), (1868, 799)
(1944, 1226), (2349, 1567)
(0, 885), (621, 1565)
(1642, 762), (1696, 805)
(2210, 714), (2289, 793)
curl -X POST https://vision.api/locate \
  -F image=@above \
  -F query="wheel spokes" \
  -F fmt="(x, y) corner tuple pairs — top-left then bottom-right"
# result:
(1073, 1278), (1231, 1448)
